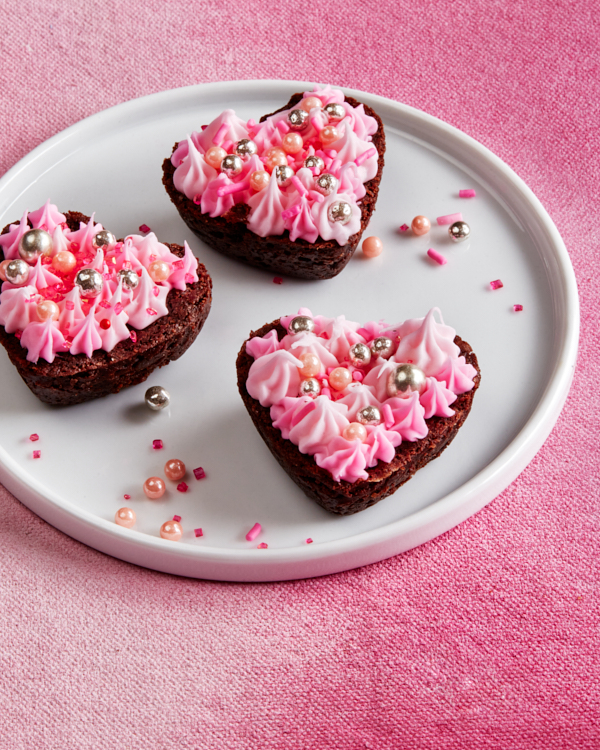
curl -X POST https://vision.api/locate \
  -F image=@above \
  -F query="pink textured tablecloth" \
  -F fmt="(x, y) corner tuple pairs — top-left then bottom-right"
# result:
(1, 1), (598, 747)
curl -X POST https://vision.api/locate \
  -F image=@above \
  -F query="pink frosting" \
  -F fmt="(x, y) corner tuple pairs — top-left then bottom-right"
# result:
(244, 309), (476, 483)
(393, 308), (461, 377)
(311, 192), (361, 245)
(0, 211), (30, 260)
(20, 317), (65, 363)
(173, 136), (217, 200)
(0, 286), (37, 332)
(246, 176), (288, 238)
(28, 200), (66, 233)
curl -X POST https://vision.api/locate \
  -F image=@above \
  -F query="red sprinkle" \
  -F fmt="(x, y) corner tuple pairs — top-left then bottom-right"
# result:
(99, 300), (111, 309)
(490, 279), (504, 290)
(172, 515), (182, 522)
(33, 450), (41, 459)
(514, 304), (524, 312)
(114, 302), (123, 315)
(100, 318), (111, 330)
(399, 224), (409, 232)
(172, 260), (184, 270)
(176, 482), (188, 493)
(139, 224), (151, 234)
(193, 467), (206, 480)
(194, 528), (203, 537)
(129, 331), (138, 343)
(306, 538), (313, 544)
(185, 273), (195, 284)
(193, 195), (201, 205)
(152, 439), (163, 450)
(29, 434), (39, 442)
(257, 543), (268, 549)
(152, 287), (159, 297)
(273, 276), (283, 284)
(124, 494), (131, 500)
(14, 330), (22, 339)
(146, 308), (158, 316)
(459, 189), (477, 198)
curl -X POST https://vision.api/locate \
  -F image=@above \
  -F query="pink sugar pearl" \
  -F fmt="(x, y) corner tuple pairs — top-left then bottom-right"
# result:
(0, 259), (11, 281)
(52, 250), (77, 274)
(164, 458), (186, 481)
(148, 260), (170, 283)
(115, 507), (136, 528)
(282, 132), (304, 154)
(411, 215), (431, 236)
(298, 352), (321, 378)
(329, 367), (352, 391)
(160, 520), (183, 541)
(319, 125), (340, 146)
(342, 422), (368, 442)
(264, 147), (287, 171)
(362, 236), (383, 258)
(205, 145), (227, 170)
(143, 476), (166, 499)
(249, 170), (270, 191)
(36, 300), (60, 322)
(301, 96), (323, 112)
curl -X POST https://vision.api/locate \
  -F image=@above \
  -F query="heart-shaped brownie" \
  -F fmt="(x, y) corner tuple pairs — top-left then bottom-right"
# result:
(237, 308), (480, 515)
(162, 84), (385, 280)
(0, 201), (212, 405)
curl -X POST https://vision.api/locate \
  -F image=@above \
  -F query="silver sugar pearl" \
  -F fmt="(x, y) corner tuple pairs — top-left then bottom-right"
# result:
(118, 268), (140, 291)
(448, 220), (470, 242)
(327, 201), (352, 225)
(145, 385), (171, 411)
(357, 405), (382, 426)
(287, 315), (315, 335)
(348, 342), (372, 368)
(5, 258), (30, 285)
(234, 138), (258, 161)
(287, 109), (309, 131)
(18, 228), (53, 262)
(299, 378), (321, 399)
(92, 230), (116, 249)
(221, 153), (243, 178)
(75, 267), (104, 297)
(324, 103), (346, 121)
(370, 336), (394, 359)
(274, 164), (295, 188)
(386, 364), (427, 398)
(314, 173), (339, 196)
(304, 155), (325, 172)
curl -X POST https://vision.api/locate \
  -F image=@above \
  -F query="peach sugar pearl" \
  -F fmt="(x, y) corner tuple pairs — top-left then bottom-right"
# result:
(249, 170), (270, 191)
(205, 145), (227, 170)
(160, 520), (183, 541)
(164, 458), (186, 481)
(115, 507), (136, 528)
(143, 476), (166, 499)
(52, 250), (76, 274)
(300, 96), (323, 112)
(342, 422), (368, 442)
(298, 352), (321, 378)
(264, 147), (288, 171)
(36, 300), (60, 322)
(282, 132), (304, 154)
(0, 260), (10, 281)
(329, 367), (352, 391)
(148, 260), (170, 283)
(319, 126), (339, 146)
(411, 215), (431, 236)
(362, 236), (383, 258)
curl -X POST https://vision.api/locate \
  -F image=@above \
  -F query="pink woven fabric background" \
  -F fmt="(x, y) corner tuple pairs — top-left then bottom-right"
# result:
(1, 1), (598, 747)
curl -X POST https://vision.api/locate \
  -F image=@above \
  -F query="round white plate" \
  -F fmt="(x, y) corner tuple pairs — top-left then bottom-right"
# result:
(0, 81), (578, 581)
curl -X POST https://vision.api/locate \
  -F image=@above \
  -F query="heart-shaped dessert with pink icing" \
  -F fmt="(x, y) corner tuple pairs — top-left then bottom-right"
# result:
(162, 84), (385, 280)
(237, 308), (480, 515)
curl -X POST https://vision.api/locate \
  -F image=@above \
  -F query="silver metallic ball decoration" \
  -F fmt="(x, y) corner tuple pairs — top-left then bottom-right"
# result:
(314, 173), (338, 196)
(304, 155), (325, 171)
(299, 378), (321, 399)
(221, 153), (243, 178)
(448, 220), (470, 243)
(274, 164), (295, 188)
(5, 258), (30, 285)
(92, 230), (116, 249)
(348, 342), (372, 368)
(18, 229), (53, 262)
(327, 201), (352, 225)
(357, 405), (382, 426)
(75, 267), (104, 298)
(118, 268), (140, 291)
(287, 109), (309, 131)
(145, 385), (171, 411)
(234, 138), (258, 161)
(324, 103), (346, 121)
(287, 315), (315, 335)
(386, 364), (427, 398)
(370, 336), (394, 360)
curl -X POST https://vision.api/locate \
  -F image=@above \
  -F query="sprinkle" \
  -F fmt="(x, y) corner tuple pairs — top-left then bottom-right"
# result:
(273, 276), (283, 285)
(277, 119), (290, 133)
(124, 494), (131, 500)
(321, 387), (332, 399)
(114, 302), (123, 315)
(221, 139), (233, 153)
(291, 176), (307, 196)
(185, 273), (195, 284)
(306, 538), (313, 544)
(99, 300), (111, 309)
(129, 331), (137, 343)
(70, 242), (80, 251)
(354, 148), (377, 167)
(194, 528), (203, 537)
(257, 543), (268, 549)
(152, 286), (159, 297)
(100, 318), (111, 330)
(309, 116), (322, 133)
(247, 119), (256, 128)
(193, 194), (201, 205)
(427, 248), (448, 265)
(139, 224), (151, 234)
(172, 515), (182, 522)
(383, 403), (394, 430)
(246, 522), (262, 541)
(193, 467), (206, 480)
(33, 450), (41, 459)
(399, 223), (409, 232)
(172, 260), (184, 270)
(281, 204), (302, 221)
(152, 439), (163, 450)
(29, 434), (39, 442)
(146, 308), (157, 316)
(513, 304), (524, 312)
(176, 482), (188, 493)
(149, 254), (157, 263)
(213, 123), (229, 145)
(217, 179), (250, 197)
(352, 370), (364, 382)
(201, 124), (208, 131)
(63, 336), (73, 350)
(436, 212), (463, 225)
(459, 189), (477, 198)
(490, 279), (504, 290)
(14, 330), (22, 339)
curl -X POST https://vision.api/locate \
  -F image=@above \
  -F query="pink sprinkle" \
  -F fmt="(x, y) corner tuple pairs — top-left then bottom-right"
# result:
(291, 401), (317, 428)
(33, 450), (41, 459)
(221, 139), (233, 153)
(321, 387), (332, 399)
(146, 308), (157, 316)
(193, 194), (201, 205)
(29, 434), (39, 442)
(399, 224), (409, 232)
(99, 300), (111, 308)
(172, 260), (184, 270)
(152, 439), (163, 450)
(273, 277), (283, 285)
(130, 331), (137, 343)
(193, 467), (206, 480)
(139, 224), (151, 234)
(514, 304), (524, 312)
(172, 515), (182, 522)
(152, 287), (159, 297)
(436, 212), (463, 225)
(149, 255), (157, 263)
(246, 522), (262, 541)
(325, 149), (337, 158)
(257, 543), (268, 549)
(427, 248), (448, 265)
(124, 494), (131, 500)
(247, 119), (256, 128)
(63, 336), (72, 350)
(213, 123), (229, 146)
(277, 119), (290, 133)
(185, 273), (194, 284)
(14, 330), (22, 339)
(352, 370), (364, 382)
(490, 279), (504, 290)
(114, 302), (123, 315)
(310, 116), (322, 133)
(459, 189), (477, 198)
(326, 366), (335, 376)
(383, 403), (394, 430)
(177, 482), (188, 493)
(281, 204), (302, 221)
(291, 176), (307, 196)
(306, 538), (313, 544)
(201, 124), (208, 131)
(354, 148), (377, 167)
(217, 179), (250, 197)
(194, 528), (203, 537)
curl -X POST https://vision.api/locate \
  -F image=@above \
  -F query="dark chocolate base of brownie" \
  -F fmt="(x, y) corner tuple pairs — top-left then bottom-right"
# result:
(0, 212), (212, 406)
(162, 93), (386, 280)
(237, 320), (481, 515)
